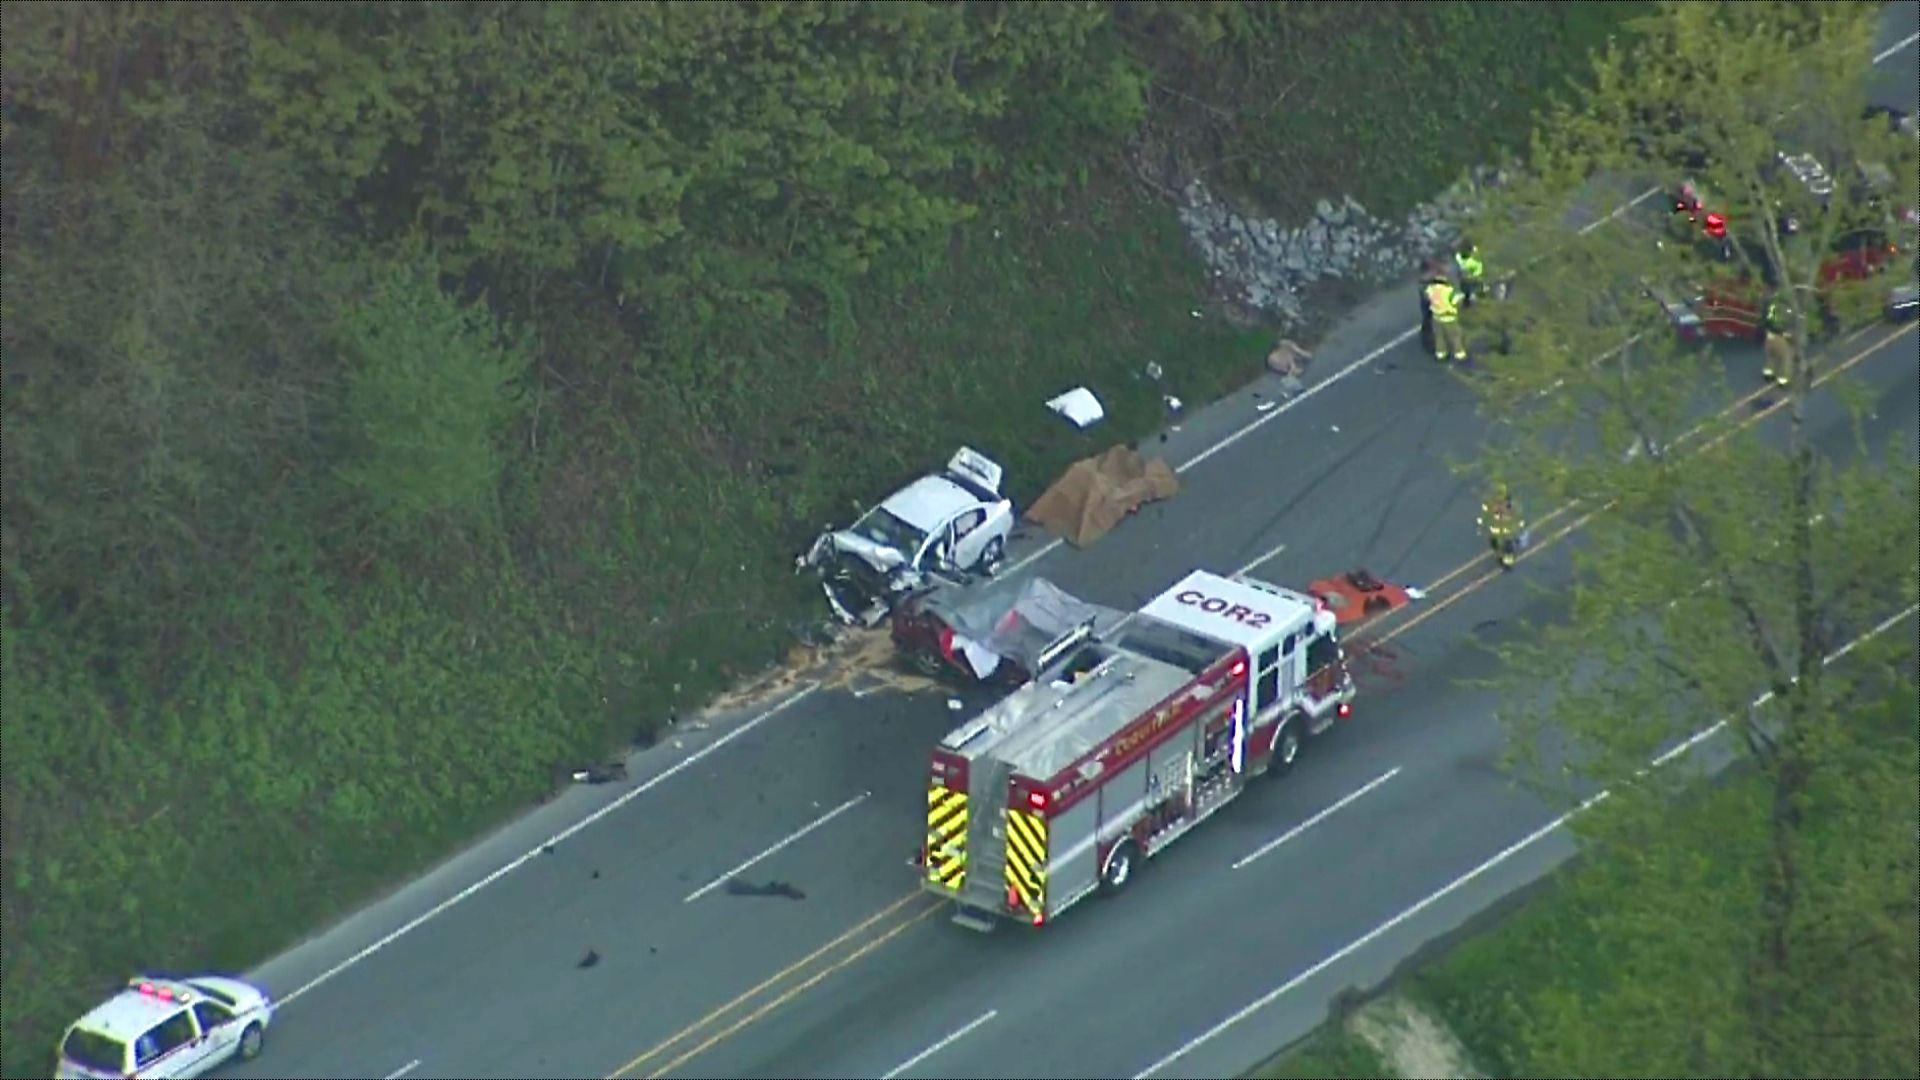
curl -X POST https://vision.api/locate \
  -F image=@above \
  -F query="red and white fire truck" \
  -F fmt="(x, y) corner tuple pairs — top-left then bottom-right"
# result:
(921, 568), (1356, 930)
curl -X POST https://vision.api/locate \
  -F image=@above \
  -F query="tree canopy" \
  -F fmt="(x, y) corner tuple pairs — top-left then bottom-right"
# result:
(1461, 3), (1918, 1075)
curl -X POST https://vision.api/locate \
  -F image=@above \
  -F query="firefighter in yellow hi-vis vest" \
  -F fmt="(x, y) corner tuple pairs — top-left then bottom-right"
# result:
(1425, 272), (1468, 364)
(1455, 239), (1486, 307)
(1478, 482), (1527, 569)
(1761, 295), (1796, 388)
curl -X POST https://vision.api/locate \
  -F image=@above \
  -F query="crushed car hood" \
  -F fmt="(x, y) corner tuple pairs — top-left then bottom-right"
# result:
(820, 530), (908, 574)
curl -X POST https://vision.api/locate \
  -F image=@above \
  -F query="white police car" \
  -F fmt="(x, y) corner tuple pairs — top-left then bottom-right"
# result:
(55, 975), (273, 1079)
(796, 447), (1015, 626)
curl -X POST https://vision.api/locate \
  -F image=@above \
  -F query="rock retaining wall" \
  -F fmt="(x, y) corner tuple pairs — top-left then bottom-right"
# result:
(1178, 167), (1511, 326)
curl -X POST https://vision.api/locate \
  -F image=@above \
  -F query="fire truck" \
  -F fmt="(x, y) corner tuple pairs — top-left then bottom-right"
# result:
(921, 568), (1356, 931)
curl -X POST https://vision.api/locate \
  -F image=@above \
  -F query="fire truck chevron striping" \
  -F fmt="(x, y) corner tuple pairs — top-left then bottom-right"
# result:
(926, 785), (969, 889)
(922, 568), (1357, 931)
(1004, 807), (1048, 919)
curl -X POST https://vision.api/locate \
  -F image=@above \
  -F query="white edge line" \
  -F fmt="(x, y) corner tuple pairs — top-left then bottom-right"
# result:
(270, 683), (823, 1007)
(1007, 15), (1916, 586)
(879, 1009), (1000, 1080)
(1873, 30), (1919, 66)
(382, 1060), (422, 1080)
(684, 790), (873, 902)
(1233, 541), (1289, 577)
(1576, 185), (1662, 236)
(1133, 604), (1918, 1079)
(1231, 767), (1401, 871)
(1006, 182), (1674, 576)
(254, 23), (1920, 1005)
(1178, 326), (1420, 475)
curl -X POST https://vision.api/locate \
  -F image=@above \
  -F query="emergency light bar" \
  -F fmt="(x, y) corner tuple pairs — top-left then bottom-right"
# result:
(130, 979), (192, 1004)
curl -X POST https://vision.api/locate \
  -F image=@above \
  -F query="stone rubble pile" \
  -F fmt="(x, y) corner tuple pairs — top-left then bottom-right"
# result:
(1177, 166), (1511, 326)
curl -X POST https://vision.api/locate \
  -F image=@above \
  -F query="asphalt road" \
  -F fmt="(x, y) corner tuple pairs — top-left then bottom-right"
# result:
(229, 12), (1918, 1080)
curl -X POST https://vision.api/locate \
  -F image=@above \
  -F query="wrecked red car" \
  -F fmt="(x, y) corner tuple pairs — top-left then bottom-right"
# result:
(891, 576), (1124, 687)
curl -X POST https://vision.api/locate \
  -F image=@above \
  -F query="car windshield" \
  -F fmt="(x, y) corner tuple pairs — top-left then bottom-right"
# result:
(61, 1028), (126, 1074)
(848, 505), (927, 554)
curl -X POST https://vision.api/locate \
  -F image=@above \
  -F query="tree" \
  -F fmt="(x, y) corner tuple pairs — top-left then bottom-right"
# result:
(333, 239), (532, 533)
(1463, 2), (1919, 1075)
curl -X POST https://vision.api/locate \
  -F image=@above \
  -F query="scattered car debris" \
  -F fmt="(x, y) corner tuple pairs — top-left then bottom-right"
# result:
(571, 762), (629, 785)
(1045, 386), (1106, 429)
(577, 949), (600, 969)
(1163, 394), (1183, 413)
(946, 698), (964, 711)
(796, 447), (1015, 627)
(1267, 337), (1313, 377)
(724, 879), (807, 901)
(1307, 569), (1423, 626)
(1026, 445), (1179, 548)
(1329, 424), (1341, 433)
(1144, 361), (1164, 381)
(1256, 400), (1278, 413)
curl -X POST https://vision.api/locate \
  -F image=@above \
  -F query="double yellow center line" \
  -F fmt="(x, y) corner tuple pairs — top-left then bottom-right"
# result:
(607, 320), (1915, 1079)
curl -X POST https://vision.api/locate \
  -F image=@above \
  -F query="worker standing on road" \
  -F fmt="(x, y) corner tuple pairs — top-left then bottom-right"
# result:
(1478, 483), (1526, 570)
(1424, 268), (1469, 364)
(1455, 239), (1486, 307)
(1761, 295), (1796, 388)
(1418, 260), (1448, 355)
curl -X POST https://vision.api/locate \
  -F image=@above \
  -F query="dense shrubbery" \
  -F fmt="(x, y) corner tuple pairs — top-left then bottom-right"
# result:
(0, 2), (1643, 1070)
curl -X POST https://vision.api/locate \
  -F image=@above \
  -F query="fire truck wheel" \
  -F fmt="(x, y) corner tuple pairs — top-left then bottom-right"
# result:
(1100, 840), (1138, 895)
(1270, 722), (1303, 777)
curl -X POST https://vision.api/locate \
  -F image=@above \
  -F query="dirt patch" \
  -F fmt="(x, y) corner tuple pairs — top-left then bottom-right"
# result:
(1347, 994), (1484, 1080)
(703, 625), (946, 714)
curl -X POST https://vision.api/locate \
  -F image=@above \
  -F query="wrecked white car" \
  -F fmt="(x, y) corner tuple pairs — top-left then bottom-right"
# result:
(796, 447), (1015, 627)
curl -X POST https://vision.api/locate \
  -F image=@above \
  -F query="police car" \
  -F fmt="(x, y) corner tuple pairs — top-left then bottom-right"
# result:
(796, 447), (1015, 627)
(55, 975), (273, 1079)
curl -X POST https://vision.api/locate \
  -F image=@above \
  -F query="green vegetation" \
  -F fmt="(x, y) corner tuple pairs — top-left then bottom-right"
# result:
(1248, 4), (1920, 1077)
(1444, 3), (1918, 1077)
(1249, 1024), (1394, 1079)
(1415, 744), (1919, 1078)
(0, 2), (1646, 1072)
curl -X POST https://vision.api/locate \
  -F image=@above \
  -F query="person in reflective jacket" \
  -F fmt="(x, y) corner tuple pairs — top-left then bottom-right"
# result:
(1424, 268), (1468, 364)
(1761, 295), (1795, 388)
(1478, 483), (1526, 570)
(1455, 239), (1486, 306)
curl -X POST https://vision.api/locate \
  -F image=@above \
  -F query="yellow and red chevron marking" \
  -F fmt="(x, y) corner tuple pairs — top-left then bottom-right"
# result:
(1004, 807), (1047, 919)
(926, 785), (969, 891)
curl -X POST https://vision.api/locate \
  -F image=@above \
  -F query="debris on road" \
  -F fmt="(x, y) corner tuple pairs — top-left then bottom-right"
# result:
(1026, 444), (1180, 548)
(947, 698), (964, 711)
(1307, 569), (1421, 626)
(577, 949), (600, 969)
(725, 879), (808, 901)
(1266, 337), (1313, 378)
(1045, 386), (1106, 429)
(1144, 361), (1164, 381)
(571, 762), (629, 785)
(1256, 401), (1278, 413)
(1163, 394), (1183, 413)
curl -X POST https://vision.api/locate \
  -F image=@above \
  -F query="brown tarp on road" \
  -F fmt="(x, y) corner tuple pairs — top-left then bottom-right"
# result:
(1025, 444), (1180, 548)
